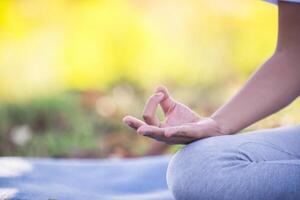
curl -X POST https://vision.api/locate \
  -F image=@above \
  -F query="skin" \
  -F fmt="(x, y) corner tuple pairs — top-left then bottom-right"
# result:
(123, 2), (300, 145)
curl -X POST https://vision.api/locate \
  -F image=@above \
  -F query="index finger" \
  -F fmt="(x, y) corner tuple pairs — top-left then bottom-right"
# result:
(142, 92), (164, 126)
(155, 86), (176, 115)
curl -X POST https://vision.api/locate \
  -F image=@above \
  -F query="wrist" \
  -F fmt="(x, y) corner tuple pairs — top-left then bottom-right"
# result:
(209, 115), (234, 135)
(197, 117), (225, 137)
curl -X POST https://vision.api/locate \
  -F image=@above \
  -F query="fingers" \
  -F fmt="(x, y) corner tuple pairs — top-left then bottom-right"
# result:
(164, 124), (199, 138)
(137, 124), (164, 136)
(123, 115), (146, 130)
(142, 85), (176, 126)
(155, 85), (170, 99)
(155, 86), (176, 114)
(142, 92), (164, 126)
(136, 124), (194, 144)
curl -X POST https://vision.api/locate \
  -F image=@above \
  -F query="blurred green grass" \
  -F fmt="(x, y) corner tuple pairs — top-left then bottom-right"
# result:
(1, 83), (300, 158)
(0, 92), (124, 157)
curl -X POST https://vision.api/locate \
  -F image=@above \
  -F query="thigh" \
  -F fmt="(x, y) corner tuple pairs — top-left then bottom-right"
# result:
(236, 125), (300, 159)
(167, 125), (300, 200)
(185, 124), (300, 162)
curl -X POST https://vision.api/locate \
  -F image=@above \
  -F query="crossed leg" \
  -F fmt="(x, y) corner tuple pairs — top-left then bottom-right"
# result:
(167, 125), (300, 200)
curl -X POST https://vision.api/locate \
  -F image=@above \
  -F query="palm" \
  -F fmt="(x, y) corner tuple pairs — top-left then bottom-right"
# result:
(162, 101), (200, 127)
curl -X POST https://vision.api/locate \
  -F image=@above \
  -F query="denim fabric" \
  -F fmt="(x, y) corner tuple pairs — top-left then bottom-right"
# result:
(264, 0), (300, 4)
(167, 125), (300, 200)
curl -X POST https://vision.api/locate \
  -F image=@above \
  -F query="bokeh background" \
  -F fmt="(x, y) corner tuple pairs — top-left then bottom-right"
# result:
(1, 0), (299, 158)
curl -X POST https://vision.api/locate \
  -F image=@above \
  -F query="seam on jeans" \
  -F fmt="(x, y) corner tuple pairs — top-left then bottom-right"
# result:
(236, 141), (300, 161)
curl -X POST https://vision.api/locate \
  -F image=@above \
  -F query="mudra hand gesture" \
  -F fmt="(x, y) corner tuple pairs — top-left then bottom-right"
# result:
(123, 86), (222, 144)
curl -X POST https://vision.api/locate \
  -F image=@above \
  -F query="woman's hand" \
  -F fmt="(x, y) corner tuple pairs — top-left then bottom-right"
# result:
(123, 86), (222, 144)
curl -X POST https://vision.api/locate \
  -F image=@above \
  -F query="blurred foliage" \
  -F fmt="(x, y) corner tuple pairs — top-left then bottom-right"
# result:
(0, 86), (146, 157)
(1, 0), (299, 158)
(1, 83), (300, 158)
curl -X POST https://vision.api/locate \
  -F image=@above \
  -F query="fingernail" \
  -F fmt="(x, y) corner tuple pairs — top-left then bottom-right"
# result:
(156, 93), (165, 101)
(155, 92), (164, 97)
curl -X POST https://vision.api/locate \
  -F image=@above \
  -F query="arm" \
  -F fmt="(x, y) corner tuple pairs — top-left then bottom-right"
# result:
(123, 2), (300, 144)
(211, 2), (300, 134)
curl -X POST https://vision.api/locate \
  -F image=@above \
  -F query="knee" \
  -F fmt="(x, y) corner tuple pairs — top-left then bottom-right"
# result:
(166, 135), (245, 200)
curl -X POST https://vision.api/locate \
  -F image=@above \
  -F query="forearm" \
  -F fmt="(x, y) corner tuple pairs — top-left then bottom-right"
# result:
(211, 2), (300, 135)
(211, 52), (300, 134)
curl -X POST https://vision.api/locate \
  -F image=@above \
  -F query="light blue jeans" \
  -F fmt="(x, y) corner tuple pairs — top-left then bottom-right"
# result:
(167, 125), (300, 200)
